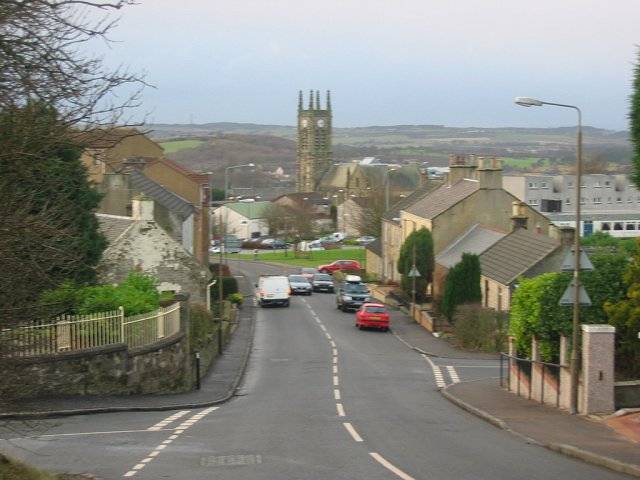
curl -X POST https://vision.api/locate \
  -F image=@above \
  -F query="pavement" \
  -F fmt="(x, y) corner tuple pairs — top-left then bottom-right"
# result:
(1, 273), (639, 478)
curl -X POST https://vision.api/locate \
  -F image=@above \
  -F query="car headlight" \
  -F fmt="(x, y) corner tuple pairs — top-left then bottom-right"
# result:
(342, 295), (352, 301)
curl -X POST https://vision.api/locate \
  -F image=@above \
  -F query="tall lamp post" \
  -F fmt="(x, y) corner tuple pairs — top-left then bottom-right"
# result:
(515, 97), (583, 414)
(218, 163), (254, 352)
(384, 166), (397, 211)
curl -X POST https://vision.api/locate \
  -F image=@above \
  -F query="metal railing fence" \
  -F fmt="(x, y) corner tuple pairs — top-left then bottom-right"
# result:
(1, 304), (180, 357)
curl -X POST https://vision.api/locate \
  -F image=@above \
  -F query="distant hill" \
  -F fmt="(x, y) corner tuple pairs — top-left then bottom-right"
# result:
(154, 123), (632, 190)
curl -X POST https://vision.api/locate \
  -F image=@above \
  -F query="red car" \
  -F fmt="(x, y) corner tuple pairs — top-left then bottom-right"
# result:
(355, 303), (390, 331)
(317, 259), (361, 274)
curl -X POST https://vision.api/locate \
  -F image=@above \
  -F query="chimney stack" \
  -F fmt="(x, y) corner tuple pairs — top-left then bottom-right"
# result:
(132, 195), (154, 221)
(510, 200), (528, 231)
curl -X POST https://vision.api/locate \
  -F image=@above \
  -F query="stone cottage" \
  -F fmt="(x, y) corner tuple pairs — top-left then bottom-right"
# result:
(97, 197), (212, 304)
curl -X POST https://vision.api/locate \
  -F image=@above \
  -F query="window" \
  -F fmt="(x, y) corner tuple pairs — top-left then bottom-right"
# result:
(617, 197), (622, 203)
(540, 182), (548, 189)
(601, 223), (611, 231)
(614, 223), (624, 230)
(528, 182), (538, 189)
(625, 223), (636, 230)
(565, 198), (571, 205)
(593, 197), (602, 204)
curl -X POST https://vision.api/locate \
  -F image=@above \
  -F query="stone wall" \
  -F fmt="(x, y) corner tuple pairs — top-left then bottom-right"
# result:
(7, 332), (193, 400)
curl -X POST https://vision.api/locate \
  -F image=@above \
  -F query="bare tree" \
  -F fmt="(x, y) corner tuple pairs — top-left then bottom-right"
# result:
(0, 0), (147, 131)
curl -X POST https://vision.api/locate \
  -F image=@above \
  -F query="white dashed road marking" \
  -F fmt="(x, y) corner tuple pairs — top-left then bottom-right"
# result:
(302, 300), (419, 480)
(123, 407), (218, 477)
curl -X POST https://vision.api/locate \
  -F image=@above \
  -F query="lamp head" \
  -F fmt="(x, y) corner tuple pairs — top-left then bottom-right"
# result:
(515, 97), (544, 107)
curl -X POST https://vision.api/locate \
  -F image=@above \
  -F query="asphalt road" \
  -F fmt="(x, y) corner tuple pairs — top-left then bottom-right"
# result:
(0, 261), (630, 479)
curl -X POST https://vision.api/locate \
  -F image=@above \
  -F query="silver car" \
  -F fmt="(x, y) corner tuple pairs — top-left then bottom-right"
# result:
(288, 274), (312, 296)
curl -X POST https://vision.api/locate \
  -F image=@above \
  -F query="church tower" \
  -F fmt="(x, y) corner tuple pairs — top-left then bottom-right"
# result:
(296, 90), (333, 193)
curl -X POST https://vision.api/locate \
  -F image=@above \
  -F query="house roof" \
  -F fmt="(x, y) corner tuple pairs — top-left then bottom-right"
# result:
(479, 228), (559, 285)
(227, 201), (272, 219)
(273, 192), (328, 206)
(365, 237), (383, 256)
(74, 128), (148, 149)
(382, 180), (444, 223)
(145, 157), (209, 185)
(436, 224), (507, 269)
(96, 213), (134, 244)
(130, 170), (195, 217)
(404, 178), (478, 220)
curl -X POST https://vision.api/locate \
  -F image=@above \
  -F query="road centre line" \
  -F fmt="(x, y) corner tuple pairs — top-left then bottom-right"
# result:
(333, 375), (339, 386)
(369, 452), (416, 480)
(333, 365), (338, 374)
(334, 389), (341, 400)
(336, 403), (346, 417)
(343, 422), (364, 442)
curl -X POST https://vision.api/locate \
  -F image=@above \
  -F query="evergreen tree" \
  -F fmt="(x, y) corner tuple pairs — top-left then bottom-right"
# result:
(631, 47), (640, 189)
(397, 227), (434, 302)
(0, 101), (106, 314)
(441, 253), (482, 322)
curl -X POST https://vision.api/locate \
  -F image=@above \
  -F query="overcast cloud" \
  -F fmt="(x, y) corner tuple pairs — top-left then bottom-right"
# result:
(96, 0), (640, 130)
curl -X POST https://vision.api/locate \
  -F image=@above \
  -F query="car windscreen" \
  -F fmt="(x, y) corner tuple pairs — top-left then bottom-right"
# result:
(288, 275), (308, 282)
(313, 274), (332, 281)
(365, 306), (385, 313)
(343, 284), (368, 294)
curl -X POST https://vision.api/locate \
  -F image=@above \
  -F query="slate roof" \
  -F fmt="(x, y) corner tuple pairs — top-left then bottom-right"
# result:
(129, 170), (195, 217)
(96, 214), (134, 244)
(404, 178), (478, 219)
(436, 224), (507, 269)
(479, 228), (559, 285)
(365, 237), (383, 256)
(383, 181), (443, 223)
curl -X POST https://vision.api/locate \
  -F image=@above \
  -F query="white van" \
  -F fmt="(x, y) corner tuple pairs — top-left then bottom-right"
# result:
(256, 275), (291, 307)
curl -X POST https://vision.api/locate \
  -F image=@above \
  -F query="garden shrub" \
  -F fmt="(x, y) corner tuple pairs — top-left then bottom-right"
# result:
(189, 302), (216, 353)
(453, 304), (509, 352)
(226, 293), (244, 306)
(210, 276), (239, 302)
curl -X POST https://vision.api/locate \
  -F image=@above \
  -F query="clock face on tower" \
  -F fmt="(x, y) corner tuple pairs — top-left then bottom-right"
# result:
(317, 119), (325, 127)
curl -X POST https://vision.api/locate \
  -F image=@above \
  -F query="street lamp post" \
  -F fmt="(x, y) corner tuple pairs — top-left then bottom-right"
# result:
(515, 97), (582, 414)
(384, 166), (397, 211)
(218, 163), (254, 353)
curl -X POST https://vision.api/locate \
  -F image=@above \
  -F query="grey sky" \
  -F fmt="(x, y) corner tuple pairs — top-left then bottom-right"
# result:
(98, 0), (639, 130)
